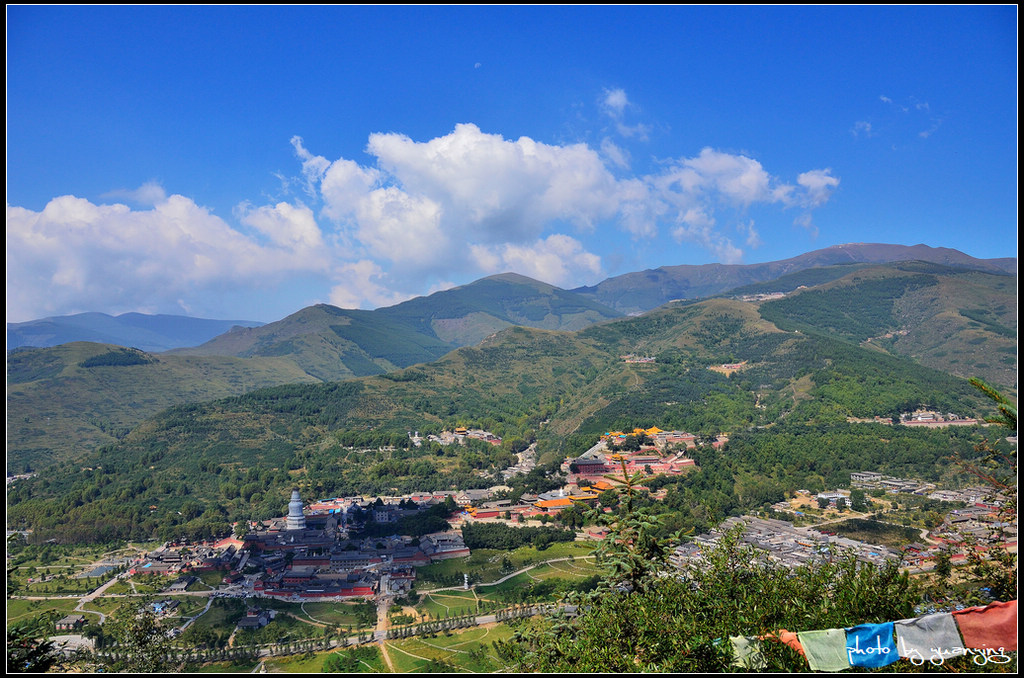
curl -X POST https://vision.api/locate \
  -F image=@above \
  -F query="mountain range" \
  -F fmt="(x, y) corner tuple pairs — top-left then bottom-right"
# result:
(6, 243), (1016, 473)
(7, 312), (265, 352)
(572, 242), (1016, 314)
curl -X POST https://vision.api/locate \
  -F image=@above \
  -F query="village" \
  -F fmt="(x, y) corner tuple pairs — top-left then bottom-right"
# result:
(115, 424), (1017, 613)
(111, 427), (702, 604)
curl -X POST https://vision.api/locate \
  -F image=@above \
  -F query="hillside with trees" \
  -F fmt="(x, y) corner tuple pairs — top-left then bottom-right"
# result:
(6, 293), (999, 545)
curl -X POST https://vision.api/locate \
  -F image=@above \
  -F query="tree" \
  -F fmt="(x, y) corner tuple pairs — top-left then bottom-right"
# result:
(558, 504), (585, 530)
(849, 489), (867, 512)
(941, 377), (1017, 605)
(7, 619), (60, 673)
(497, 459), (920, 672)
(934, 550), (952, 581)
(102, 601), (180, 673)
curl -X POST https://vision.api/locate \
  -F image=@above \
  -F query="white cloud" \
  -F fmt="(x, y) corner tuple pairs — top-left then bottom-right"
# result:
(669, 207), (742, 264)
(601, 88), (630, 118)
(8, 112), (841, 319)
(101, 181), (168, 206)
(680, 148), (775, 205)
(793, 212), (819, 239)
(740, 220), (763, 249)
(238, 201), (326, 253)
(796, 169), (840, 207)
(302, 126), (838, 286)
(328, 260), (412, 309)
(363, 123), (621, 242)
(852, 121), (874, 138)
(355, 187), (446, 267)
(599, 87), (651, 140)
(472, 234), (603, 287)
(918, 119), (942, 138)
(291, 135), (333, 198)
(600, 137), (631, 170)
(6, 194), (331, 321)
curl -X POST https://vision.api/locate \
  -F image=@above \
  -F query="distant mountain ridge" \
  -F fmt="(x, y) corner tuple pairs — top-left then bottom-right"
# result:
(7, 312), (264, 352)
(572, 243), (1016, 314)
(173, 273), (623, 381)
(8, 244), (1014, 352)
(6, 256), (1015, 473)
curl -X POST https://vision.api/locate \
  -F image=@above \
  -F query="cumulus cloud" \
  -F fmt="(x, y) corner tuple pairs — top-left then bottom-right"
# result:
(796, 169), (840, 207)
(328, 260), (412, 309)
(7, 115), (840, 319)
(363, 123), (621, 241)
(6, 193), (331, 321)
(101, 181), (168, 206)
(471, 234), (602, 287)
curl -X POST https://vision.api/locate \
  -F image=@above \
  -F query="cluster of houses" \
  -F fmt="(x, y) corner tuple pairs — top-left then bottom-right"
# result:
(411, 428), (503, 447)
(557, 428), (704, 487)
(457, 486), (604, 523)
(848, 410), (980, 428)
(129, 489), (473, 602)
(129, 540), (241, 577)
(672, 515), (902, 571)
(621, 354), (656, 363)
(708, 361), (747, 375)
(851, 472), (1009, 507)
(735, 291), (788, 302)
(850, 471), (937, 495)
(899, 410), (979, 427)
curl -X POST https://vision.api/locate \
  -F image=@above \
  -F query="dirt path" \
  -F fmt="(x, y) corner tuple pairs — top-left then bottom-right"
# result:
(376, 596), (396, 672)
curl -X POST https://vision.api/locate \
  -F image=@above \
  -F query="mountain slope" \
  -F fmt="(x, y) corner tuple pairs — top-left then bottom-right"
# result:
(176, 273), (622, 380)
(755, 262), (1017, 391)
(7, 312), (264, 352)
(6, 342), (318, 471)
(574, 243), (1016, 314)
(7, 295), (993, 544)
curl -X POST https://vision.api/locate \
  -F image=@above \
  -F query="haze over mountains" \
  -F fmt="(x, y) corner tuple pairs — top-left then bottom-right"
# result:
(7, 312), (265, 353)
(6, 243), (1016, 472)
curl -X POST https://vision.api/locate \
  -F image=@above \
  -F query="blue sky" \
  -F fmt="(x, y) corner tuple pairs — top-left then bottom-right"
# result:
(6, 5), (1017, 323)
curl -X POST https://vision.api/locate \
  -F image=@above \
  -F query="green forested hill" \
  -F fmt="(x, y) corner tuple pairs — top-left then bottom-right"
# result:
(573, 242), (1016, 313)
(756, 262), (1017, 391)
(174, 304), (455, 380)
(7, 297), (996, 544)
(176, 273), (622, 379)
(6, 342), (320, 471)
(7, 274), (621, 469)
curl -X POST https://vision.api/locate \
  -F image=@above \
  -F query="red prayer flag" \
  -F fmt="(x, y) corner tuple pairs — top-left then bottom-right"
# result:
(952, 600), (1017, 651)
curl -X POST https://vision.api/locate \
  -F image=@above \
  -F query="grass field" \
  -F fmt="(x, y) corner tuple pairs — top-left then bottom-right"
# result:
(80, 596), (125, 616)
(296, 601), (376, 629)
(385, 623), (514, 672)
(6, 598), (81, 626)
(194, 569), (228, 589)
(416, 541), (597, 587)
(419, 590), (481, 619)
(827, 518), (922, 549)
(193, 658), (261, 673)
(187, 598), (246, 635)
